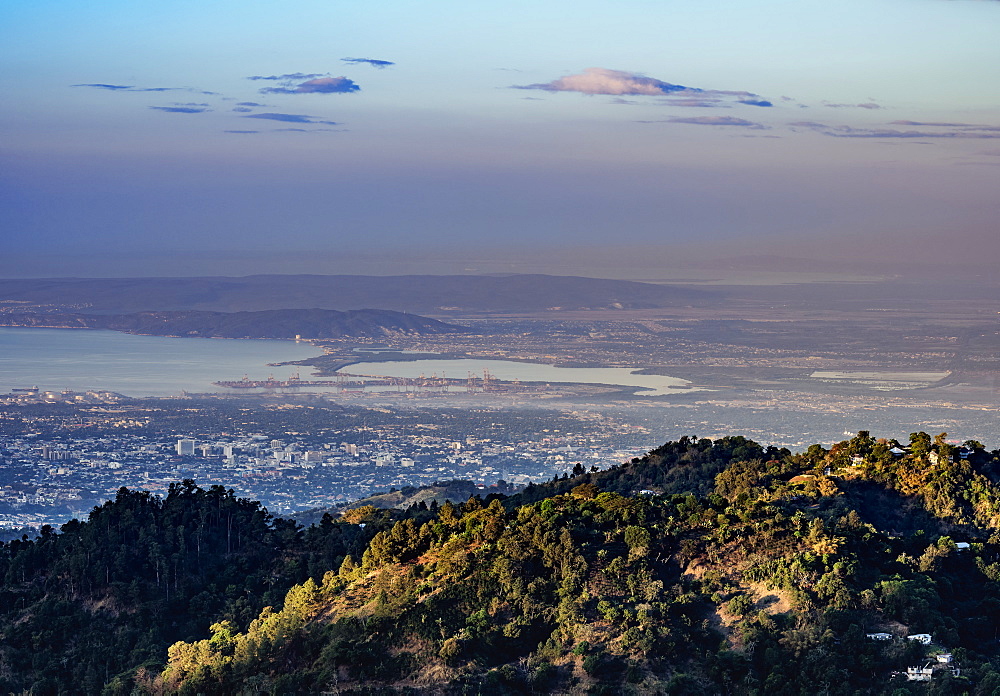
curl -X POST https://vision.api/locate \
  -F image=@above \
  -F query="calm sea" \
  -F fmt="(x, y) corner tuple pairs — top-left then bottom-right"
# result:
(344, 359), (707, 396)
(0, 328), (320, 397)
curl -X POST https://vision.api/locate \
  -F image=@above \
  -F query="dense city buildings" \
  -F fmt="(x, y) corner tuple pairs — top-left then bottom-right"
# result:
(0, 395), (651, 532)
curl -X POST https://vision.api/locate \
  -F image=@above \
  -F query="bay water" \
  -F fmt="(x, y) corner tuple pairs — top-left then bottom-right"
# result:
(0, 328), (319, 397)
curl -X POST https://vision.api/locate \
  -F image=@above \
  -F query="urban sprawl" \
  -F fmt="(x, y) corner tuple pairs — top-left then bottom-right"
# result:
(0, 390), (650, 533)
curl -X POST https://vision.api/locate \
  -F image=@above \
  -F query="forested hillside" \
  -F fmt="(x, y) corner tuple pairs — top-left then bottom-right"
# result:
(3, 432), (1000, 694)
(0, 483), (389, 694)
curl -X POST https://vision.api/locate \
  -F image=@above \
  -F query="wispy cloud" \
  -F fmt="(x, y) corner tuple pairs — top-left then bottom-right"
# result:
(788, 121), (832, 129)
(778, 96), (810, 109)
(72, 75), (353, 134)
(73, 84), (216, 95)
(273, 127), (343, 133)
(639, 115), (767, 128)
(823, 101), (882, 110)
(260, 77), (360, 95)
(72, 83), (133, 91)
(242, 112), (339, 125)
(247, 73), (325, 82)
(667, 116), (767, 128)
(149, 105), (211, 114)
(232, 101), (266, 113)
(837, 129), (1000, 139)
(342, 57), (394, 68)
(791, 120), (1000, 139)
(658, 98), (730, 108)
(890, 120), (999, 130)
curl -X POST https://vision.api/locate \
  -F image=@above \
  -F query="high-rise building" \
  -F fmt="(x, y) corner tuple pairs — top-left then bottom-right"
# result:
(176, 439), (195, 456)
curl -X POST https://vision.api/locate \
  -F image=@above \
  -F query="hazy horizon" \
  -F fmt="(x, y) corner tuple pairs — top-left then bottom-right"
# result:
(0, 248), (991, 285)
(3, 0), (999, 280)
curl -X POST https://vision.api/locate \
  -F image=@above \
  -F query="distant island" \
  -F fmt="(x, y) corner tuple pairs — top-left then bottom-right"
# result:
(0, 308), (469, 339)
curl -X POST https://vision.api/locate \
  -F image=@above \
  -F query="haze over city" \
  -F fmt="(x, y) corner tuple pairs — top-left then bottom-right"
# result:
(3, 0), (999, 278)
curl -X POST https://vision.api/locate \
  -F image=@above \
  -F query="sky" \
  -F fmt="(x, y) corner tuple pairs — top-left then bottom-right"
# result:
(2, 0), (999, 279)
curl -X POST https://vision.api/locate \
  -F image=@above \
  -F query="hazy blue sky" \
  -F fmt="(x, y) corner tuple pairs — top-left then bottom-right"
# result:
(2, 0), (999, 278)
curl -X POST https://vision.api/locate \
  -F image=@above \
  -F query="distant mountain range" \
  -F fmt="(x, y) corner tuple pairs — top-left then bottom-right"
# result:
(0, 274), (714, 314)
(0, 308), (467, 339)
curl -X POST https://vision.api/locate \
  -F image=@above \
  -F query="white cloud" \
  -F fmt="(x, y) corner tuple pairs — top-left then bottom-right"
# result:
(514, 68), (690, 96)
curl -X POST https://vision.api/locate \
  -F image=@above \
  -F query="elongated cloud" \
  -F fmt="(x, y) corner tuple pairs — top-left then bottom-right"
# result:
(637, 115), (767, 130)
(657, 98), (728, 108)
(247, 73), (324, 81)
(792, 120), (1000, 139)
(149, 105), (211, 114)
(788, 121), (831, 129)
(513, 68), (773, 109)
(824, 101), (882, 110)
(260, 77), (360, 95)
(890, 120), (998, 129)
(242, 112), (339, 125)
(515, 67), (691, 96)
(830, 128), (1000, 139)
(73, 84), (216, 94)
(668, 116), (766, 128)
(273, 127), (342, 133)
(232, 101), (266, 113)
(73, 83), (133, 91)
(342, 57), (394, 68)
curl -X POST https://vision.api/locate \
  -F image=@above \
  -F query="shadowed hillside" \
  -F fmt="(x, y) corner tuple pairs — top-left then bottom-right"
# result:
(0, 274), (715, 314)
(3, 432), (1000, 694)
